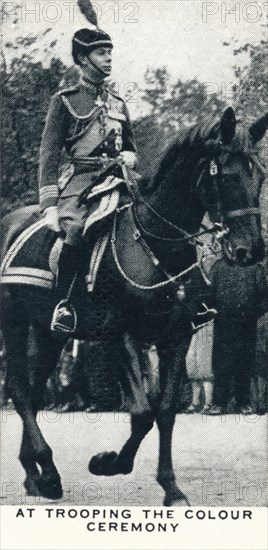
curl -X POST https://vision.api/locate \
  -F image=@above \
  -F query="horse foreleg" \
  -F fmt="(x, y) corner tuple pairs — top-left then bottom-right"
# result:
(89, 333), (154, 476)
(156, 343), (190, 506)
(89, 412), (154, 476)
(20, 427), (42, 496)
(156, 413), (189, 506)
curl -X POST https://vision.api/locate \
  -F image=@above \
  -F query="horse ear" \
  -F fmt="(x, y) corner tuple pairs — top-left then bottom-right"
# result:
(220, 107), (237, 144)
(249, 113), (268, 144)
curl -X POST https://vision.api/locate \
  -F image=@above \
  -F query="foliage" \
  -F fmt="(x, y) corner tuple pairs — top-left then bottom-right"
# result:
(2, 56), (66, 214)
(141, 67), (170, 114)
(1, 16), (66, 213)
(232, 39), (268, 248)
(234, 40), (268, 127)
(1, 32), (267, 215)
(135, 70), (224, 178)
(1, 23), (267, 410)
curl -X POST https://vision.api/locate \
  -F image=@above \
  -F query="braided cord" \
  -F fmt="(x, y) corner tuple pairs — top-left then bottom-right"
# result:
(111, 214), (199, 291)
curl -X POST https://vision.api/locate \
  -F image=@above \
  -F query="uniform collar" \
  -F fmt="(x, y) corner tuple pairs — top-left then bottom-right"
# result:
(80, 75), (106, 95)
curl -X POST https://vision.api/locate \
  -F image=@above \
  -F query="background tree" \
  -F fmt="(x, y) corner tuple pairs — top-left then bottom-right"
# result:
(231, 36), (268, 250)
(2, 54), (66, 213)
(141, 66), (171, 114)
(1, 9), (267, 411)
(135, 70), (224, 179)
(1, 15), (267, 215)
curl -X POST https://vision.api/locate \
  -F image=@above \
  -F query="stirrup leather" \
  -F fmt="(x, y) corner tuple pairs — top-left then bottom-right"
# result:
(51, 299), (77, 334)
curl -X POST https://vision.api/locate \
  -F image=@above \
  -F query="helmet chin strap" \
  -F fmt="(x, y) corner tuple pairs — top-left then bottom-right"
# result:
(87, 55), (107, 78)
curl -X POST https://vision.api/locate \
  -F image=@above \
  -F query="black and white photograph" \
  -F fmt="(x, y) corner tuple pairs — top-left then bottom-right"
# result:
(1, 1), (267, 548)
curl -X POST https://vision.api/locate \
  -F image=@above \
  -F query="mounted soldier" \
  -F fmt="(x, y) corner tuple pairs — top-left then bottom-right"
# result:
(39, 25), (137, 334)
(2, 0), (267, 504)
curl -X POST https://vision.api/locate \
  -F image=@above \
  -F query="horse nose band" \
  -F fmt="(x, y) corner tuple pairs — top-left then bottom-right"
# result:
(206, 158), (261, 228)
(216, 208), (261, 245)
(224, 207), (261, 219)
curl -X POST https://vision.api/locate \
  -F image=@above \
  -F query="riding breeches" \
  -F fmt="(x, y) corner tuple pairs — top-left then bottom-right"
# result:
(58, 196), (89, 246)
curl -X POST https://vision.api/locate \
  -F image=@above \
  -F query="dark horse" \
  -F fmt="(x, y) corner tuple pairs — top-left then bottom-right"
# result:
(1, 108), (267, 505)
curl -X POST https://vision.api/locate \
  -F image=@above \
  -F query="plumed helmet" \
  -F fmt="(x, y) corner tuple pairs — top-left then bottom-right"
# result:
(72, 28), (113, 65)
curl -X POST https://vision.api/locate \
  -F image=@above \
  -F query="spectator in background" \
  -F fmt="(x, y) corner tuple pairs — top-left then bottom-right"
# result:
(185, 214), (221, 413)
(0, 332), (8, 408)
(185, 310), (215, 413)
(253, 312), (268, 414)
(207, 260), (268, 415)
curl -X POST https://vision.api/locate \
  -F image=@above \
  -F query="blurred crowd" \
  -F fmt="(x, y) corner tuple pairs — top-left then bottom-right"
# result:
(184, 231), (268, 415)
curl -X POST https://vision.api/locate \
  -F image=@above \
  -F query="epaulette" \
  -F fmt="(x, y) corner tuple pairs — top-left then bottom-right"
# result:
(57, 84), (80, 97)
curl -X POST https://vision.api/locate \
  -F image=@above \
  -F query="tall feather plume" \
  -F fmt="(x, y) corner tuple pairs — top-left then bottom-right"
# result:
(77, 0), (98, 28)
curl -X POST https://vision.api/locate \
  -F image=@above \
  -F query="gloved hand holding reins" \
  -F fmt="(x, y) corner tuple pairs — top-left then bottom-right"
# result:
(44, 206), (61, 233)
(120, 151), (137, 169)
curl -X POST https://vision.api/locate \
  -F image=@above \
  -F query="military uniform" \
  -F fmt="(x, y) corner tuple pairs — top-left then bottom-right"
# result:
(40, 24), (137, 333)
(39, 77), (136, 245)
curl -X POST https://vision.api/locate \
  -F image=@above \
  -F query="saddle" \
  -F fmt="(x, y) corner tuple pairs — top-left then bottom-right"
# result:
(1, 176), (124, 293)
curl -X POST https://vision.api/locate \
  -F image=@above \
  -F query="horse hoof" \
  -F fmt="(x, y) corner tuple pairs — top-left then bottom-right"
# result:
(89, 452), (133, 476)
(164, 492), (190, 507)
(36, 474), (63, 500)
(24, 476), (41, 497)
(89, 452), (119, 476)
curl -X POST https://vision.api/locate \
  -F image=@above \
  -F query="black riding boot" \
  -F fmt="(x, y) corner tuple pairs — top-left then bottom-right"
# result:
(51, 243), (81, 334)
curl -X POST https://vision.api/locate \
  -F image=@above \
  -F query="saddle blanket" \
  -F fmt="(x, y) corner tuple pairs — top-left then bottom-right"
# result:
(1, 186), (120, 292)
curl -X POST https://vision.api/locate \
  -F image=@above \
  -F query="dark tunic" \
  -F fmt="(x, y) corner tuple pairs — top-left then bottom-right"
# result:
(39, 79), (136, 212)
(38, 78), (136, 245)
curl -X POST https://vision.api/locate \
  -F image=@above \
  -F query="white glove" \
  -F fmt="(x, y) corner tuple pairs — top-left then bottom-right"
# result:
(44, 206), (61, 233)
(120, 151), (137, 169)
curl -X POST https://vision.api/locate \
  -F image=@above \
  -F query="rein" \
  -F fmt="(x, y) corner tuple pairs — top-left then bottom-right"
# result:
(133, 203), (218, 245)
(110, 162), (221, 293)
(110, 149), (261, 293)
(122, 163), (220, 246)
(111, 208), (201, 291)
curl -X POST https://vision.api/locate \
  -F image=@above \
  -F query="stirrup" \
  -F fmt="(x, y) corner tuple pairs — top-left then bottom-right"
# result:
(51, 299), (77, 335)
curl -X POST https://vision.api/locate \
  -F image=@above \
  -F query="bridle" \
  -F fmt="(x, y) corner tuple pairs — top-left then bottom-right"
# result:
(131, 149), (261, 247)
(201, 156), (261, 223)
(120, 161), (221, 248)
(225, 207), (260, 219)
(132, 186), (218, 246)
(110, 148), (262, 294)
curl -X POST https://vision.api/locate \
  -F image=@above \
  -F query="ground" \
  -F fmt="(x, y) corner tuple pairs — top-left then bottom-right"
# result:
(0, 411), (267, 506)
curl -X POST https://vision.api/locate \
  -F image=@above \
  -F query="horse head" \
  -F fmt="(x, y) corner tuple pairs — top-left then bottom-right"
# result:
(198, 107), (267, 266)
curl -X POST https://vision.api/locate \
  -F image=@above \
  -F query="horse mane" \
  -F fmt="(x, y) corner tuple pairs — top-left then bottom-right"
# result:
(146, 117), (257, 192)
(148, 125), (203, 192)
(140, 112), (258, 197)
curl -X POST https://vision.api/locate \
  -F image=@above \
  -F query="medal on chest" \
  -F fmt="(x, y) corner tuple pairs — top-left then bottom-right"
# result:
(95, 94), (123, 153)
(95, 95), (109, 142)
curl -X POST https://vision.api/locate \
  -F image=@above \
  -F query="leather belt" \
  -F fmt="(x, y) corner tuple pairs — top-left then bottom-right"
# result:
(73, 156), (120, 175)
(73, 157), (105, 174)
